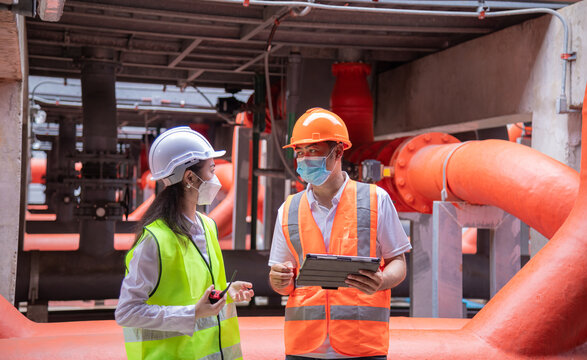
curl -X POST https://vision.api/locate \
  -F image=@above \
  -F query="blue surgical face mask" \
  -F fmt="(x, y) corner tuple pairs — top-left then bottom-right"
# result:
(296, 148), (336, 186)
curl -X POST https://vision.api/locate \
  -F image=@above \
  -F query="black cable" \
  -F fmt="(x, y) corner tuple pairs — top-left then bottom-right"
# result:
(266, 11), (292, 52)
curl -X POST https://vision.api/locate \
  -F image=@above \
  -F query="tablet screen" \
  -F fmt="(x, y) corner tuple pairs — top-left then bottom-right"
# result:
(296, 253), (380, 289)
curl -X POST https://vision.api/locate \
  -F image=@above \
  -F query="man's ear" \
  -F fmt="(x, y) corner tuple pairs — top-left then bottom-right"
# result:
(336, 143), (344, 159)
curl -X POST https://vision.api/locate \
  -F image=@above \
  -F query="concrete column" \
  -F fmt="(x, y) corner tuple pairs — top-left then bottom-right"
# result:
(0, 81), (24, 304)
(0, 12), (26, 304)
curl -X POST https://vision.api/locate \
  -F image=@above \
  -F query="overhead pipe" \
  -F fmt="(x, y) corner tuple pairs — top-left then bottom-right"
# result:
(290, 0), (313, 17)
(322, 0), (567, 9)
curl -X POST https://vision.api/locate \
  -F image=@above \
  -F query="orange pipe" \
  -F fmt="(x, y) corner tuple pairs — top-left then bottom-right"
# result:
(507, 122), (532, 142)
(0, 293), (468, 359)
(126, 193), (155, 221)
(6, 83), (587, 358)
(214, 162), (233, 192)
(209, 185), (235, 239)
(393, 134), (579, 239)
(29, 158), (82, 184)
(209, 113), (265, 243)
(461, 86), (587, 356)
(461, 228), (477, 255)
(24, 194), (152, 251)
(30, 157), (46, 184)
(390, 85), (587, 358)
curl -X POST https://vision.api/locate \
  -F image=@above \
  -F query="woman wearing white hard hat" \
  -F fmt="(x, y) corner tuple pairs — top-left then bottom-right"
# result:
(116, 126), (253, 360)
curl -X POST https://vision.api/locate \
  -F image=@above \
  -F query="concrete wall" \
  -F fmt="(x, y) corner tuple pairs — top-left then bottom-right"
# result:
(375, 1), (585, 255)
(376, 2), (585, 169)
(0, 11), (26, 304)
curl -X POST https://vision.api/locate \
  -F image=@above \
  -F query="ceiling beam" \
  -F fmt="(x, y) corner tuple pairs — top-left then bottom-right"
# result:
(28, 53), (283, 76)
(234, 44), (284, 72)
(63, 2), (495, 36)
(187, 69), (205, 82)
(240, 6), (290, 41)
(168, 39), (203, 68)
(28, 21), (440, 53)
(66, 0), (261, 25)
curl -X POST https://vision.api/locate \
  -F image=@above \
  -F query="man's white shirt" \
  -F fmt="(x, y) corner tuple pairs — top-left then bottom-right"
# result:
(268, 173), (411, 359)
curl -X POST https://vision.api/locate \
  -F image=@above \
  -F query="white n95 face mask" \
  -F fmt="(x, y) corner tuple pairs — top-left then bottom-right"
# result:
(195, 174), (222, 205)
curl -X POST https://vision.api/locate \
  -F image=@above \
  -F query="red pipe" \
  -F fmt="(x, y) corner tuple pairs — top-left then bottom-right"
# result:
(331, 62), (373, 147)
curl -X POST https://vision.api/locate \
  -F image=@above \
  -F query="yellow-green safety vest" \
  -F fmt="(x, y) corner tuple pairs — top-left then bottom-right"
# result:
(123, 214), (242, 360)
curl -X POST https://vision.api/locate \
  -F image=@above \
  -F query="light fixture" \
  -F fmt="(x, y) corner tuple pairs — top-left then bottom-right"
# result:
(38, 0), (66, 22)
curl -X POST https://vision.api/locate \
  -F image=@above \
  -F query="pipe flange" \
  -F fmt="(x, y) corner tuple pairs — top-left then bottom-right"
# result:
(392, 132), (459, 213)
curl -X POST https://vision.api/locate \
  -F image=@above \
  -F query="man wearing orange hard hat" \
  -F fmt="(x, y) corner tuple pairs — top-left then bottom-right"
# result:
(268, 108), (411, 360)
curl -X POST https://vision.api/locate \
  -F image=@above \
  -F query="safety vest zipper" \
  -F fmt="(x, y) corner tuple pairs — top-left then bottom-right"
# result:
(193, 214), (224, 360)
(326, 290), (330, 341)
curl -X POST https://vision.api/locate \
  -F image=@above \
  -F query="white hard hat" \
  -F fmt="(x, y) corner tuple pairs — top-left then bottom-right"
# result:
(149, 126), (226, 186)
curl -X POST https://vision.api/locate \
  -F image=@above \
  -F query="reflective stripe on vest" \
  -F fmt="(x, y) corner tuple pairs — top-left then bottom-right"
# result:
(285, 191), (304, 267)
(198, 343), (243, 360)
(282, 180), (390, 357)
(285, 305), (327, 321)
(356, 181), (372, 257)
(285, 181), (374, 270)
(330, 305), (390, 322)
(123, 303), (239, 343)
(123, 216), (242, 360)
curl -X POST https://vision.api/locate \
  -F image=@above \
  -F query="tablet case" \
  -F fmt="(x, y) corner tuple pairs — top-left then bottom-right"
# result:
(296, 253), (381, 289)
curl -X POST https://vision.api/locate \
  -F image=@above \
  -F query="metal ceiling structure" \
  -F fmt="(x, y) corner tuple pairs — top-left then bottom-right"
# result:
(26, 0), (577, 91)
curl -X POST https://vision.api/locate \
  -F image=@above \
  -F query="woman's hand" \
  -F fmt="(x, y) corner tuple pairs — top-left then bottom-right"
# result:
(228, 281), (254, 303)
(195, 285), (226, 319)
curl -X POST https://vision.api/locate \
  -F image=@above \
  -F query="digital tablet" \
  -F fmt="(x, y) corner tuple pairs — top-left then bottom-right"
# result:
(296, 253), (381, 289)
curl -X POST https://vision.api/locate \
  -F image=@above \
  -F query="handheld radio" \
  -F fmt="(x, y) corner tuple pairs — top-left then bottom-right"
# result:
(209, 270), (237, 304)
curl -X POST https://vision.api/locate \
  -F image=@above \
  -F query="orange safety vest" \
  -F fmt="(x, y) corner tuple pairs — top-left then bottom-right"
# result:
(282, 180), (391, 357)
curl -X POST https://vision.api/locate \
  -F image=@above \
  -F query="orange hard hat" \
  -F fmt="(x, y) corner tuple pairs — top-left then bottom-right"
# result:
(283, 108), (352, 150)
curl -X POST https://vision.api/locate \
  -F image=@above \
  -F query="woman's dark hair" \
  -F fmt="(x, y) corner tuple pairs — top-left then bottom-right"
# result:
(130, 161), (205, 249)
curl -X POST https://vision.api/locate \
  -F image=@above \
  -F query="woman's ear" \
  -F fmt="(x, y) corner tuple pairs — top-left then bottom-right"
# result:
(182, 170), (193, 187)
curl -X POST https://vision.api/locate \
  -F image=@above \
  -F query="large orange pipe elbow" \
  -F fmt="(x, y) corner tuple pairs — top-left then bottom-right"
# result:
(446, 140), (578, 238)
(389, 86), (587, 358)
(462, 86), (587, 356)
(389, 133), (579, 239)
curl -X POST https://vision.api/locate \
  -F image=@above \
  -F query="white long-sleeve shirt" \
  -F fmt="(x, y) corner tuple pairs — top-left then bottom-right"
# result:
(115, 216), (209, 335)
(269, 173), (411, 358)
